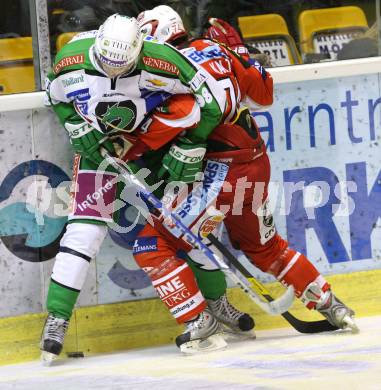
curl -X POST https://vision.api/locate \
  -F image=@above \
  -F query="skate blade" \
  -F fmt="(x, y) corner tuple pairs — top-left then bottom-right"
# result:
(40, 351), (58, 366)
(342, 315), (360, 334)
(180, 334), (227, 354)
(222, 328), (256, 341)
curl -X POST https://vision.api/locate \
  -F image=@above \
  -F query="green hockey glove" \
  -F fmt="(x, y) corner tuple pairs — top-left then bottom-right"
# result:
(65, 122), (115, 164)
(158, 137), (206, 183)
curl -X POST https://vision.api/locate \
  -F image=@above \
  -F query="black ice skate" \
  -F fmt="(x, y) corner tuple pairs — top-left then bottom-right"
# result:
(175, 309), (227, 354)
(207, 293), (256, 339)
(40, 313), (69, 365)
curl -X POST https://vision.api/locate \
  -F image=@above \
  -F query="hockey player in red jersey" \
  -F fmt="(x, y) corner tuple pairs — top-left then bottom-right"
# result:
(130, 5), (358, 351)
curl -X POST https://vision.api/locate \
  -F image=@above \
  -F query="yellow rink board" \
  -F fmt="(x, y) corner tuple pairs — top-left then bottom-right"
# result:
(0, 269), (380, 366)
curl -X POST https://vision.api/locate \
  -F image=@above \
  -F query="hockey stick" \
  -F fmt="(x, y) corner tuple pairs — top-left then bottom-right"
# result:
(101, 151), (294, 315)
(207, 234), (339, 333)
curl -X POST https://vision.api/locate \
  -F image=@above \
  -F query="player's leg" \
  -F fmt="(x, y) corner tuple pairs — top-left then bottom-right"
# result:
(222, 154), (357, 331)
(159, 157), (255, 338)
(183, 250), (255, 338)
(41, 222), (107, 361)
(236, 230), (357, 331)
(133, 223), (227, 353)
(40, 155), (116, 363)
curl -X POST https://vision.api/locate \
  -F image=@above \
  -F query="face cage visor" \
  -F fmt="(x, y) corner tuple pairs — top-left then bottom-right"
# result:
(96, 52), (138, 78)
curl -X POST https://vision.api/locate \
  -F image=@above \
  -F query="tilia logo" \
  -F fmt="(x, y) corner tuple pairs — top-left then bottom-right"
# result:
(62, 74), (84, 88)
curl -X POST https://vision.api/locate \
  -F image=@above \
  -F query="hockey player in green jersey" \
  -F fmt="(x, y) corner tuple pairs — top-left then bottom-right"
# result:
(41, 14), (254, 364)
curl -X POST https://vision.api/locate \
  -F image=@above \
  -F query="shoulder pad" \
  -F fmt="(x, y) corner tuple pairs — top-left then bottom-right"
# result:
(53, 37), (95, 76)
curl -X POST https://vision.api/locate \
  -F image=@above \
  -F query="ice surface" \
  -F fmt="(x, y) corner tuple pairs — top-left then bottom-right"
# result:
(0, 316), (380, 390)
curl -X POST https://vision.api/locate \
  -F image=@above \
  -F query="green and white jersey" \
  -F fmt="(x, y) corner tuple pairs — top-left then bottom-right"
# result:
(46, 32), (226, 142)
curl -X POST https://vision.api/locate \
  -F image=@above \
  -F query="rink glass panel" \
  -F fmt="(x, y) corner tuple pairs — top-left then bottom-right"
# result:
(0, 1), (380, 95)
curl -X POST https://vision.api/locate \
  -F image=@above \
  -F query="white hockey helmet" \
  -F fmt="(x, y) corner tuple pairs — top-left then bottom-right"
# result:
(94, 14), (143, 77)
(137, 5), (187, 44)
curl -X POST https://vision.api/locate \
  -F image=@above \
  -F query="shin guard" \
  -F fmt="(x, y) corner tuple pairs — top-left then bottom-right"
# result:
(134, 227), (207, 323)
(266, 248), (329, 309)
(47, 223), (107, 319)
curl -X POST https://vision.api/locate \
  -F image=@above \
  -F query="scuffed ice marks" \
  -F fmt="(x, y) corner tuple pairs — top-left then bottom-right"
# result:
(209, 357), (372, 378)
(0, 374), (268, 390)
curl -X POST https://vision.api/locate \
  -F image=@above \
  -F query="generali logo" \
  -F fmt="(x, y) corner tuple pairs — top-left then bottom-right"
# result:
(54, 54), (85, 74)
(142, 56), (179, 75)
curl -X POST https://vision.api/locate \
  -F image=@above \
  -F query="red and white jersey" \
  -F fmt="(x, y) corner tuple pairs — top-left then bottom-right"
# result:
(125, 39), (274, 158)
(182, 39), (273, 121)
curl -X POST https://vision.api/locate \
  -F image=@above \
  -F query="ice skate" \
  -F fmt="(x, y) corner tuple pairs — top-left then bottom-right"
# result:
(207, 294), (256, 340)
(40, 313), (69, 365)
(316, 291), (359, 333)
(175, 309), (227, 354)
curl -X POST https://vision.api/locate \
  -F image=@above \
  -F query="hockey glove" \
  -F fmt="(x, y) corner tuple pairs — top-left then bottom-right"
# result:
(65, 121), (115, 165)
(158, 137), (206, 183)
(205, 18), (249, 61)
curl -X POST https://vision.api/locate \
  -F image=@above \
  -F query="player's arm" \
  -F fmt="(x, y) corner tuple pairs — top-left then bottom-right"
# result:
(46, 71), (114, 164)
(137, 94), (204, 183)
(204, 18), (273, 110)
(233, 54), (274, 110)
(138, 94), (200, 150)
(118, 94), (200, 167)
(140, 40), (225, 142)
(139, 41), (225, 183)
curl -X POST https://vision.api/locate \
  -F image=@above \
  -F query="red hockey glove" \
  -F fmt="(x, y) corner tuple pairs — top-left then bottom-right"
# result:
(205, 18), (249, 61)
